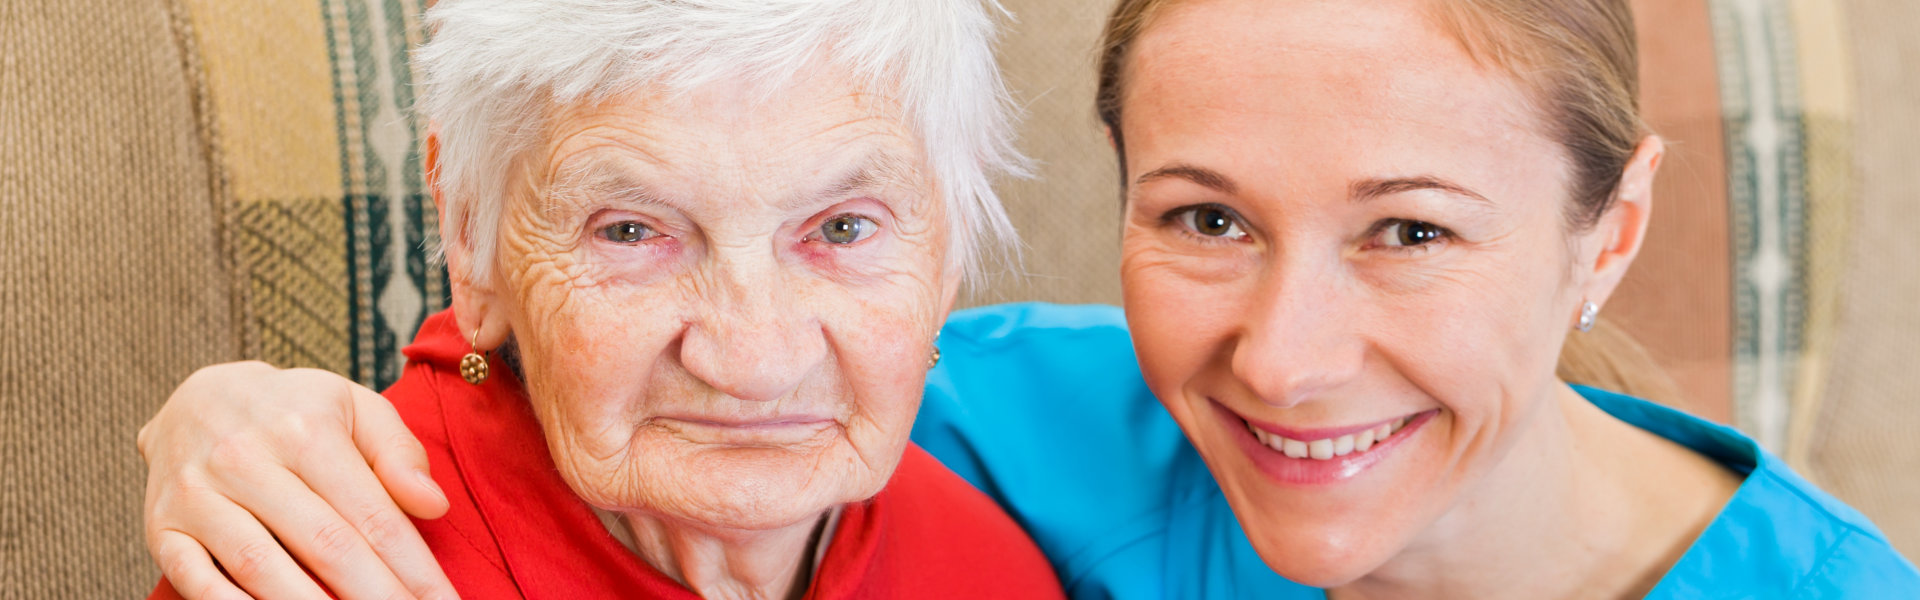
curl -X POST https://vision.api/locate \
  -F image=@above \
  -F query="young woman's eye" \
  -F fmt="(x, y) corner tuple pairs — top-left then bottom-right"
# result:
(1173, 205), (1249, 240)
(1374, 219), (1450, 248)
(810, 214), (879, 245)
(598, 221), (659, 244)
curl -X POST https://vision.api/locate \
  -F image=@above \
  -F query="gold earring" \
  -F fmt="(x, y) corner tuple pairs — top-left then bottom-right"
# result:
(460, 329), (489, 385)
(928, 346), (941, 370)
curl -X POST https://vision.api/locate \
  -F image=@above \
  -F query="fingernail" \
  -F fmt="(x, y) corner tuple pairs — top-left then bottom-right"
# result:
(416, 470), (445, 502)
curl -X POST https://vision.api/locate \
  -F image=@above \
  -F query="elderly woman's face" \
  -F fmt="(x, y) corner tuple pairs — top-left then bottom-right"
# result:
(473, 66), (952, 532)
(1118, 0), (1615, 586)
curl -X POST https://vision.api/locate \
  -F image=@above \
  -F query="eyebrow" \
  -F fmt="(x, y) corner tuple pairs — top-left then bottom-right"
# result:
(547, 161), (675, 208)
(1350, 175), (1493, 205)
(1134, 164), (1238, 194)
(807, 150), (924, 210)
(1133, 164), (1493, 208)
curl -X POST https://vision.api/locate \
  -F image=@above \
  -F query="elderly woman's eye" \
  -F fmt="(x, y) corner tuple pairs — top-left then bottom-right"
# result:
(1173, 205), (1248, 240)
(598, 221), (658, 244)
(1376, 219), (1450, 248)
(812, 215), (878, 245)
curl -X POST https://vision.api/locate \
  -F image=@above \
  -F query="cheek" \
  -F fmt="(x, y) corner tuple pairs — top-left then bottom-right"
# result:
(824, 276), (944, 427)
(1118, 232), (1250, 409)
(1371, 232), (1579, 461)
(514, 280), (685, 452)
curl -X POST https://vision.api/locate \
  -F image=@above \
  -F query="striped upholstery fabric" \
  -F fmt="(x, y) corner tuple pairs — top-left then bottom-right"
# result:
(1, 0), (1915, 596)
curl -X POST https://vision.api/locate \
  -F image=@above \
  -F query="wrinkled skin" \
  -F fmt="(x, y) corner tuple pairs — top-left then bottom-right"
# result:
(1117, 0), (1735, 597)
(139, 62), (958, 600)
(445, 62), (957, 599)
(473, 69), (951, 535)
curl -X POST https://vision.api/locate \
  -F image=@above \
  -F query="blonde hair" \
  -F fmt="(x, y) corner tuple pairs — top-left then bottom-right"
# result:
(1094, 0), (1680, 402)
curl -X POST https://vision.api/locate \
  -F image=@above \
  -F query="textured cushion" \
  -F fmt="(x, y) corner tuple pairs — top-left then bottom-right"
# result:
(2, 1), (240, 595)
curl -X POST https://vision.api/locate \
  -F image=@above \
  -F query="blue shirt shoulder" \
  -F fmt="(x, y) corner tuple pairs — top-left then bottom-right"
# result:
(909, 304), (1916, 598)
(1578, 386), (1920, 598)
(912, 303), (1316, 599)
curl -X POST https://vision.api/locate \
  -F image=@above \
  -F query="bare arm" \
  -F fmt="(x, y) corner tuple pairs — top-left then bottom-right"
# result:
(139, 361), (459, 600)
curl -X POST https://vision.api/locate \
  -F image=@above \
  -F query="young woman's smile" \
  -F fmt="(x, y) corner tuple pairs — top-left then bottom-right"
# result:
(1217, 401), (1439, 485)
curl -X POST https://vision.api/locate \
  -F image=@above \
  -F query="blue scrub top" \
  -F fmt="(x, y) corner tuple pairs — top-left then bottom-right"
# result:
(910, 303), (1920, 598)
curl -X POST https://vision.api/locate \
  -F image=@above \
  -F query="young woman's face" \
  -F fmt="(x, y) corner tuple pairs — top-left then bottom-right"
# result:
(1117, 0), (1603, 585)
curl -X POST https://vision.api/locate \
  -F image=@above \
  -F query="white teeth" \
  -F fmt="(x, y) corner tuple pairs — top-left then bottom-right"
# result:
(1308, 438), (1333, 460)
(1282, 438), (1308, 458)
(1332, 434), (1355, 457)
(1248, 415), (1416, 461)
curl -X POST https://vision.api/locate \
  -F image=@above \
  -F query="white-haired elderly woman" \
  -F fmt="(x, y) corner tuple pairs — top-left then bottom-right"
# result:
(143, 1), (1063, 598)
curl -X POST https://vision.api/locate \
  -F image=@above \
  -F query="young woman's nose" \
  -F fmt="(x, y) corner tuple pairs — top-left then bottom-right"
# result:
(1229, 261), (1367, 408)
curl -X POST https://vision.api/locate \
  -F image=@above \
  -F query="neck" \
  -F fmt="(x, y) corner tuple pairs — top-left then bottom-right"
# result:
(617, 509), (834, 600)
(1330, 382), (1736, 600)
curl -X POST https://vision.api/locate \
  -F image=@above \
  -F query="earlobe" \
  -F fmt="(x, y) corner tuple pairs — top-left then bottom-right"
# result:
(445, 235), (511, 352)
(449, 264), (511, 352)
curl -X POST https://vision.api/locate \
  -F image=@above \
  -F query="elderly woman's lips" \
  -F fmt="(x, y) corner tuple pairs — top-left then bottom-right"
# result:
(649, 416), (838, 446)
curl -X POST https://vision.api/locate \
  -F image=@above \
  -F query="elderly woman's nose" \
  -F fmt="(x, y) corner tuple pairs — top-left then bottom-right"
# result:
(1228, 267), (1367, 408)
(677, 286), (829, 403)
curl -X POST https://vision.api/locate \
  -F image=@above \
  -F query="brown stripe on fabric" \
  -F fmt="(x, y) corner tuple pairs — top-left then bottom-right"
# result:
(232, 199), (352, 374)
(1612, 0), (1736, 422)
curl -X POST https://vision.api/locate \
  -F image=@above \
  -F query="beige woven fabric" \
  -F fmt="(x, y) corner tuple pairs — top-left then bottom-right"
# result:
(178, 0), (351, 375)
(1, 0), (239, 596)
(1809, 0), (1920, 559)
(963, 0), (1123, 307)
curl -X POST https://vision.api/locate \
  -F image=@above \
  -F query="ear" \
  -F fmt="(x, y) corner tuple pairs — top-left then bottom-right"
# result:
(937, 268), (962, 326)
(428, 128), (513, 351)
(1578, 135), (1664, 310)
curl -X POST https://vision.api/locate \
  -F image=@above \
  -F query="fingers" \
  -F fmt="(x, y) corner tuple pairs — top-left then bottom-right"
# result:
(216, 441), (422, 600)
(160, 500), (332, 600)
(149, 530), (254, 600)
(341, 378), (448, 520)
(285, 403), (459, 600)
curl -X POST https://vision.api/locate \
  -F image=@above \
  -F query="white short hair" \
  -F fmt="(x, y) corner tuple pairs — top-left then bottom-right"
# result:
(417, 0), (1026, 285)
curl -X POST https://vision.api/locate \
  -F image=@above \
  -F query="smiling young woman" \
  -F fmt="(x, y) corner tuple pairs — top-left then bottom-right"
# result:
(1101, 0), (1916, 596)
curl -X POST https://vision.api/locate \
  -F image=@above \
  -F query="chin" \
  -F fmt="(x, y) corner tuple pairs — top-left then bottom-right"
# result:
(1242, 525), (1395, 588)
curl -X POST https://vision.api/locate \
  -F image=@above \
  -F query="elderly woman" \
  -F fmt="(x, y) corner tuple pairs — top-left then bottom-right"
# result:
(141, 1), (1065, 598)
(143, 0), (1920, 598)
